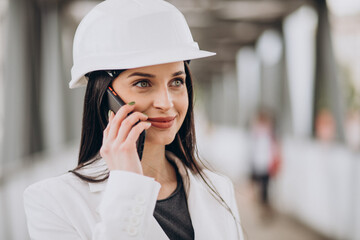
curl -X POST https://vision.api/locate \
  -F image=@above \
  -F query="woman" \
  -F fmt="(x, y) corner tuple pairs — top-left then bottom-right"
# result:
(24, 0), (244, 239)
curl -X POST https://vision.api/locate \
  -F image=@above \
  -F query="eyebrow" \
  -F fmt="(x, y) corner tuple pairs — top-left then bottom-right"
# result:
(127, 72), (155, 78)
(172, 71), (185, 77)
(127, 71), (185, 78)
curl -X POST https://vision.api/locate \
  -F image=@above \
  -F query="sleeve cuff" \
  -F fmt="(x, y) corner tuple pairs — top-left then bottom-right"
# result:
(99, 170), (161, 235)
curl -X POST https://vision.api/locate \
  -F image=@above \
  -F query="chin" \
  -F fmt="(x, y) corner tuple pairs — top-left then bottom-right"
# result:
(145, 130), (177, 146)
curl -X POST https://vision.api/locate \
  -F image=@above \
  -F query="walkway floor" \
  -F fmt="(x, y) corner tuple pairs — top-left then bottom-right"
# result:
(234, 182), (332, 240)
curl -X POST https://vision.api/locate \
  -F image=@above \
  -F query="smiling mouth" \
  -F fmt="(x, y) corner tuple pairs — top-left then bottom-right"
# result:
(147, 116), (176, 129)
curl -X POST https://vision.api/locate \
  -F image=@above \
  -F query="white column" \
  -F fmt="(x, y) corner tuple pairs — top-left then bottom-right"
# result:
(283, 6), (318, 138)
(40, 4), (66, 152)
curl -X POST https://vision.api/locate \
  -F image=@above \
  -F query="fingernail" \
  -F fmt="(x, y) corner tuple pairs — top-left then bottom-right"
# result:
(128, 101), (135, 106)
(108, 110), (112, 118)
(147, 122), (152, 127)
(143, 113), (148, 117)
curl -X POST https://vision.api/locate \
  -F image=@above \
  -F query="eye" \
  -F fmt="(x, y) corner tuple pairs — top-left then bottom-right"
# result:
(171, 78), (185, 87)
(134, 80), (151, 88)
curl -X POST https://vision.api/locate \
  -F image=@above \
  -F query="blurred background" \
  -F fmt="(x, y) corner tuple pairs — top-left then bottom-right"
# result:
(0, 0), (359, 239)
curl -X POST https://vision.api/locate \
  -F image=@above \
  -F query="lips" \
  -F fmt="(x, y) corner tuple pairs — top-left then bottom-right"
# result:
(147, 116), (176, 129)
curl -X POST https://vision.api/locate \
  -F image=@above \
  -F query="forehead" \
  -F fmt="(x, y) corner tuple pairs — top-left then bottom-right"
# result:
(122, 61), (185, 77)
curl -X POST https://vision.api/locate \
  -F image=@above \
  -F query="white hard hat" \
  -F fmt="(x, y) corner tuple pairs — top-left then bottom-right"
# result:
(69, 0), (216, 89)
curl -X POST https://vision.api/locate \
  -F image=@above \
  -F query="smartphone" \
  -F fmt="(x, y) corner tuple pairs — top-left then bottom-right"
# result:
(106, 86), (146, 160)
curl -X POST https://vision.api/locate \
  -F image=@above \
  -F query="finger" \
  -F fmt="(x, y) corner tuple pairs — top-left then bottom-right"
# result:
(103, 111), (114, 139)
(107, 104), (135, 140)
(125, 121), (151, 146)
(109, 110), (115, 121)
(115, 112), (149, 143)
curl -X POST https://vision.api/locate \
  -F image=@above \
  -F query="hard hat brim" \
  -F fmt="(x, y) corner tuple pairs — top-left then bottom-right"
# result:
(69, 48), (215, 89)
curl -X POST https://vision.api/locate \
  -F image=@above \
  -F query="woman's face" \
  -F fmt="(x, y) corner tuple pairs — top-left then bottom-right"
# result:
(112, 61), (189, 145)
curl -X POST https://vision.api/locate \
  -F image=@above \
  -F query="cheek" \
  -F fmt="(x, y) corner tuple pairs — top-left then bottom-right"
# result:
(118, 92), (152, 112)
(133, 97), (153, 112)
(177, 91), (189, 119)
(182, 98), (189, 116)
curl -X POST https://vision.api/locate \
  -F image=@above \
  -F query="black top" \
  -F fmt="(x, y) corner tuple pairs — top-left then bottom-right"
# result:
(153, 164), (194, 240)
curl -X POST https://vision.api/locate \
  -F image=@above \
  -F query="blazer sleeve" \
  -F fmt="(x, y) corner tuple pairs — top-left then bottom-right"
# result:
(94, 171), (161, 239)
(24, 171), (161, 240)
(24, 182), (82, 240)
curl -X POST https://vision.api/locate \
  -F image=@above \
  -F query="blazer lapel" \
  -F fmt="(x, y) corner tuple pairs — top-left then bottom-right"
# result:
(146, 217), (169, 240)
(186, 173), (225, 240)
(165, 152), (225, 240)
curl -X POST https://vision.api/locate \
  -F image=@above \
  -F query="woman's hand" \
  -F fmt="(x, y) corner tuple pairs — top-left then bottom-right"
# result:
(100, 103), (151, 174)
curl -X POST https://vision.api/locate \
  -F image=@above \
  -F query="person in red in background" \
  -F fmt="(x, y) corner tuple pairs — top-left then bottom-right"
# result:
(315, 108), (336, 142)
(249, 109), (281, 216)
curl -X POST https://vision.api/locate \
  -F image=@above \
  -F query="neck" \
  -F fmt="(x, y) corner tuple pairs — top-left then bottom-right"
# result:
(140, 142), (176, 184)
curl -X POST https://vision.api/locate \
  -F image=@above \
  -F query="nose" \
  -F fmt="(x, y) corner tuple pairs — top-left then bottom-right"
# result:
(153, 86), (174, 111)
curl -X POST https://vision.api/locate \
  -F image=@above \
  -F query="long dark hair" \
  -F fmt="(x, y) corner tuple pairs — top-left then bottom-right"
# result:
(69, 62), (241, 237)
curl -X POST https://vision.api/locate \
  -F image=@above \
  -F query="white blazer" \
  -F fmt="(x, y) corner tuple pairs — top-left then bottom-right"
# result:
(24, 151), (244, 240)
